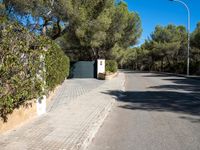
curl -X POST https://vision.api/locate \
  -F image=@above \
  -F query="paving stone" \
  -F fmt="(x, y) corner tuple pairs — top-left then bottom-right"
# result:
(0, 73), (124, 150)
(47, 79), (105, 111)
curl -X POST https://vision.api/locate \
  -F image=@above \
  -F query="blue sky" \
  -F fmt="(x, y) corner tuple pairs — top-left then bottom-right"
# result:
(124, 0), (200, 45)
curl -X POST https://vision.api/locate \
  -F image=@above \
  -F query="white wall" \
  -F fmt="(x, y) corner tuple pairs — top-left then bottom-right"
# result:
(97, 59), (105, 77)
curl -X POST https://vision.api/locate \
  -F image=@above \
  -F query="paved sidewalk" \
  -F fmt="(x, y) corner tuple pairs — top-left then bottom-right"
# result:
(48, 79), (105, 111)
(0, 73), (124, 150)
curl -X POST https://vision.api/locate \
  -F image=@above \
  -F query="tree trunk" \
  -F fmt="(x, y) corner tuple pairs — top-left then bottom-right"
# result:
(52, 19), (61, 40)
(161, 57), (163, 72)
(42, 17), (49, 36)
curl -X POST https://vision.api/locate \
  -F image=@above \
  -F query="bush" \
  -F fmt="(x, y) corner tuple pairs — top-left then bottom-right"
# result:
(0, 22), (69, 121)
(0, 23), (42, 121)
(106, 60), (118, 73)
(45, 41), (70, 90)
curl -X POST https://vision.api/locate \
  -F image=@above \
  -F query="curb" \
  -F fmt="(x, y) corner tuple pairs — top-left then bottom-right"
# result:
(105, 72), (118, 80)
(80, 99), (115, 150)
(79, 72), (125, 150)
(0, 73), (125, 150)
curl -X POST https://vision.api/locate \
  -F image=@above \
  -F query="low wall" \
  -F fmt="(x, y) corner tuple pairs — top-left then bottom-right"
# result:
(0, 100), (37, 134)
(0, 86), (60, 134)
(105, 72), (118, 80)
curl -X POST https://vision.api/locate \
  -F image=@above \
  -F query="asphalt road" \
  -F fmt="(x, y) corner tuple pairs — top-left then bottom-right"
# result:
(87, 71), (200, 150)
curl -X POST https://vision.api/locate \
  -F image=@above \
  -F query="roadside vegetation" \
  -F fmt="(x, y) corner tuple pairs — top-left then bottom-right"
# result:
(1, 0), (142, 61)
(116, 24), (200, 75)
(0, 0), (199, 123)
(106, 60), (118, 74)
(0, 0), (142, 120)
(0, 21), (70, 121)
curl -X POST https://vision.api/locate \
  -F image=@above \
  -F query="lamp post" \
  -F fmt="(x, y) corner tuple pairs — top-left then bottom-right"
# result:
(169, 0), (190, 76)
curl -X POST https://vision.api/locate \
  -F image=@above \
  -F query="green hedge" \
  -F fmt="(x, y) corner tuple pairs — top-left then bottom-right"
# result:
(106, 60), (118, 73)
(46, 41), (70, 90)
(0, 22), (69, 121)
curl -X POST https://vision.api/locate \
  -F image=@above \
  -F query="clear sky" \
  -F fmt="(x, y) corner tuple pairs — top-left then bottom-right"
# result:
(124, 0), (200, 45)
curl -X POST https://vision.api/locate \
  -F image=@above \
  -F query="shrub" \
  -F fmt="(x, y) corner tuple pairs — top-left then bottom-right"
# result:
(0, 23), (43, 121)
(0, 22), (69, 121)
(106, 60), (118, 73)
(45, 41), (70, 90)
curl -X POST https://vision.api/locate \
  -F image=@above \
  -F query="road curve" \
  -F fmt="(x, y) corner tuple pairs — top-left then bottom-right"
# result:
(87, 71), (200, 150)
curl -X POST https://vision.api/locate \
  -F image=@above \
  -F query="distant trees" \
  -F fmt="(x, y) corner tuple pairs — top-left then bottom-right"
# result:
(191, 22), (200, 74)
(191, 23), (200, 50)
(1, 0), (142, 61)
(117, 23), (200, 75)
(141, 24), (187, 73)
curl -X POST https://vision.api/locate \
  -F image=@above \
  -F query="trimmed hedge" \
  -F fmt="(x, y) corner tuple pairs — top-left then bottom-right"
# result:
(46, 42), (70, 90)
(106, 60), (118, 73)
(0, 22), (69, 121)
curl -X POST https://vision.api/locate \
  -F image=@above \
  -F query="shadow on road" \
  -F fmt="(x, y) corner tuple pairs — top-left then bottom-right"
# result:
(103, 72), (200, 123)
(142, 73), (200, 93)
(104, 90), (200, 123)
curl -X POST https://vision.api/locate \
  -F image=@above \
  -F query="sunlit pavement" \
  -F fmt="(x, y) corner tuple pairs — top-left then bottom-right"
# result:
(0, 74), (124, 150)
(87, 71), (200, 150)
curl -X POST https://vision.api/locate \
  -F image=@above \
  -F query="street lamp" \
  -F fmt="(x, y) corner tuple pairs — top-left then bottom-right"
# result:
(169, 0), (190, 76)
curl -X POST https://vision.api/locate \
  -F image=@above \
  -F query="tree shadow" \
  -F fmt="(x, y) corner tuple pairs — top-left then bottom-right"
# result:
(143, 73), (200, 93)
(103, 90), (200, 123)
(149, 84), (200, 93)
(103, 71), (200, 123)
(179, 116), (200, 123)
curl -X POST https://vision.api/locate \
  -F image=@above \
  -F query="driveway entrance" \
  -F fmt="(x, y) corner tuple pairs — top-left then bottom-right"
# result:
(70, 61), (97, 78)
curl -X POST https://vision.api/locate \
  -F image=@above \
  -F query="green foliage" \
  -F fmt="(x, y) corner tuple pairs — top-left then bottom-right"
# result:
(45, 41), (70, 90)
(4, 0), (142, 61)
(191, 22), (200, 74)
(0, 23), (43, 121)
(0, 22), (69, 121)
(123, 47), (148, 70)
(0, 1), (5, 17)
(121, 23), (200, 75)
(3, 0), (51, 16)
(191, 22), (200, 49)
(111, 44), (126, 68)
(106, 60), (118, 73)
(134, 24), (188, 73)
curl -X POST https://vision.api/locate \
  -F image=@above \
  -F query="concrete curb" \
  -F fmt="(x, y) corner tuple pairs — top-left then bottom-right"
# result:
(105, 72), (119, 80)
(80, 99), (115, 150)
(80, 72), (125, 150)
